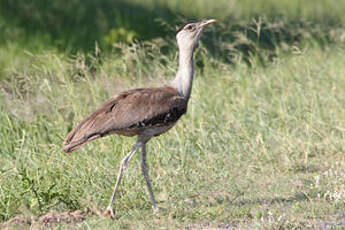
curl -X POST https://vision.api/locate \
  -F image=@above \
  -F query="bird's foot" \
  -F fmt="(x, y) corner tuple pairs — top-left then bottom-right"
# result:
(103, 205), (116, 219)
(153, 205), (159, 214)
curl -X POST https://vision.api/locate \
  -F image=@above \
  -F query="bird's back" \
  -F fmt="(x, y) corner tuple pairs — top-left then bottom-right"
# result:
(62, 86), (187, 153)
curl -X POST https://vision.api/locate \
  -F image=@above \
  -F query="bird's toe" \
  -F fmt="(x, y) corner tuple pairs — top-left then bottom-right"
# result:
(153, 206), (159, 214)
(103, 206), (116, 219)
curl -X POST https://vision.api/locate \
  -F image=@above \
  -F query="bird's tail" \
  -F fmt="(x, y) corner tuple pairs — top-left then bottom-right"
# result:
(62, 113), (104, 153)
(62, 96), (120, 153)
(62, 130), (101, 153)
(62, 129), (100, 153)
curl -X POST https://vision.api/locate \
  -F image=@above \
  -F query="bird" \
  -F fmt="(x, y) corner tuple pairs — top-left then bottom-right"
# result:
(62, 19), (216, 218)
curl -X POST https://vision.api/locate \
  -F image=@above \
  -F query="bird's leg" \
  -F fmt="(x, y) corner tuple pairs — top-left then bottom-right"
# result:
(104, 142), (141, 218)
(141, 144), (157, 211)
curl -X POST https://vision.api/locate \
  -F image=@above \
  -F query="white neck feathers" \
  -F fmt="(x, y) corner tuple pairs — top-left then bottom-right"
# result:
(171, 47), (194, 101)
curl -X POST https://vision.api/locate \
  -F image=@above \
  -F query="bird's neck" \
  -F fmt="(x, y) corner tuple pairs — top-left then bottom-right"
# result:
(171, 47), (194, 101)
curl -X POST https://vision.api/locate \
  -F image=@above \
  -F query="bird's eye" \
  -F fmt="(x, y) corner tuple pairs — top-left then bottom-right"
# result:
(186, 25), (194, 30)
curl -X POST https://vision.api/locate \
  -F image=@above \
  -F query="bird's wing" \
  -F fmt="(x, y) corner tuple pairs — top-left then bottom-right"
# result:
(63, 86), (187, 153)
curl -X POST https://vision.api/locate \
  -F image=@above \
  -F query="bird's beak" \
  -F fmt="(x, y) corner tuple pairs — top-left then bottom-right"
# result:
(200, 19), (217, 27)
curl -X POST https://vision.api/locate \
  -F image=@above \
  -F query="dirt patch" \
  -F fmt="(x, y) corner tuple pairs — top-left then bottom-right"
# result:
(1, 209), (90, 229)
(308, 212), (345, 229)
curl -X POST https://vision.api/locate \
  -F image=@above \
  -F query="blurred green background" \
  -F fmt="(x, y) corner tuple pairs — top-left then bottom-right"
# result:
(1, 0), (345, 78)
(1, 0), (344, 51)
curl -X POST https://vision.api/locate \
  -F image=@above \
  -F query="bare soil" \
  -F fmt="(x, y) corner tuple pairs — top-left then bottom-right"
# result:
(1, 209), (89, 229)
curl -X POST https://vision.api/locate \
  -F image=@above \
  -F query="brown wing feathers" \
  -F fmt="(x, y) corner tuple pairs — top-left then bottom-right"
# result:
(62, 86), (187, 153)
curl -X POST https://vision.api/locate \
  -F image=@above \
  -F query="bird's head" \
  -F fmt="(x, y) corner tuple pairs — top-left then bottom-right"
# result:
(176, 19), (216, 51)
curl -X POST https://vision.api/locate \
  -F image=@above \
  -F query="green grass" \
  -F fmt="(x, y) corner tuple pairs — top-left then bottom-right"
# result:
(1, 0), (345, 228)
(1, 43), (345, 229)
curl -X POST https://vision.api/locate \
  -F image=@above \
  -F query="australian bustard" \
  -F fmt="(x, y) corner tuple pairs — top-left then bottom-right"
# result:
(62, 19), (216, 218)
